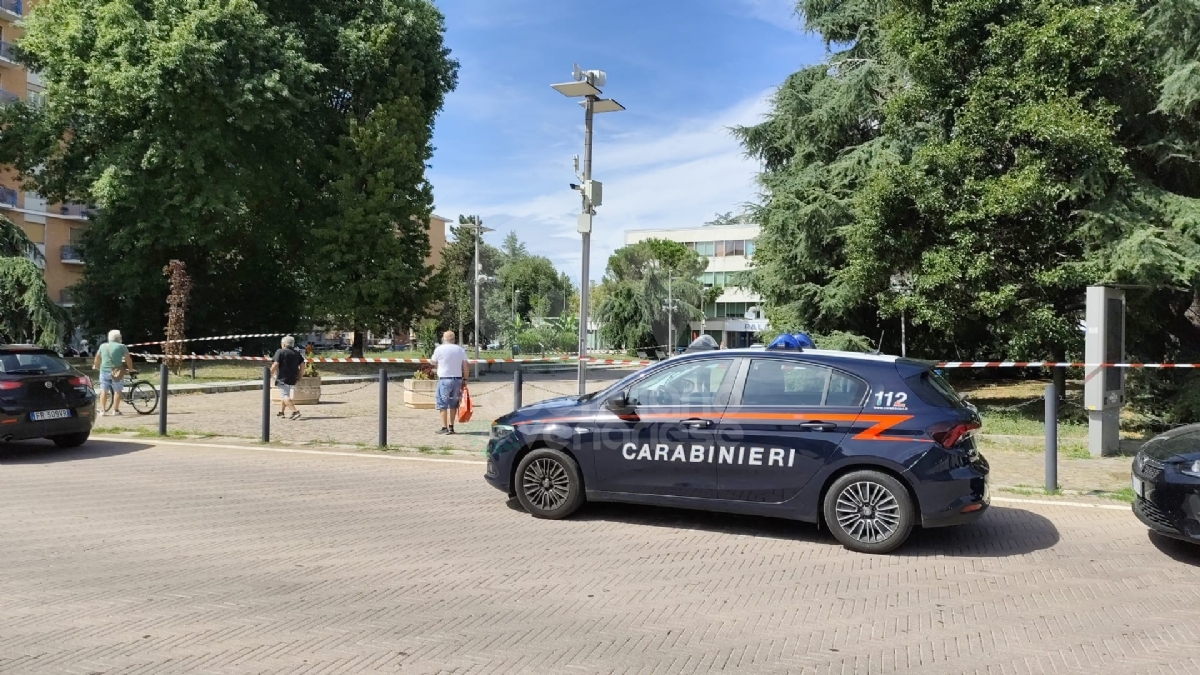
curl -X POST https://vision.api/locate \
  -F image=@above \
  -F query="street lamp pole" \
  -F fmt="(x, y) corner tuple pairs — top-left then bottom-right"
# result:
(667, 272), (673, 352)
(468, 218), (493, 378)
(552, 64), (624, 396)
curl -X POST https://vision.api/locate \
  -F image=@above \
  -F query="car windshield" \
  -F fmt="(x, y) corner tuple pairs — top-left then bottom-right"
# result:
(0, 352), (72, 375)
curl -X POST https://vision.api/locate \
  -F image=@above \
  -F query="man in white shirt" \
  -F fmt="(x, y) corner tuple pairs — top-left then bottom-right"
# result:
(430, 330), (470, 434)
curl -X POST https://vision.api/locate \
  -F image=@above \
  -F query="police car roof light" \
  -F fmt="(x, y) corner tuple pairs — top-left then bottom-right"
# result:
(765, 333), (815, 351)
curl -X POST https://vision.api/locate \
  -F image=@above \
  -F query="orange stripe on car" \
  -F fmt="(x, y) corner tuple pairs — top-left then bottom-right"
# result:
(513, 412), (919, 442)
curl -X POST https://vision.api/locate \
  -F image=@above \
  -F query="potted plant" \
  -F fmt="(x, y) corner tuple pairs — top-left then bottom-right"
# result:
(403, 364), (437, 409)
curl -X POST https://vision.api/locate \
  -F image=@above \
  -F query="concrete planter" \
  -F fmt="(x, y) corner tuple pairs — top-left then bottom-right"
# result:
(271, 376), (322, 405)
(404, 378), (436, 409)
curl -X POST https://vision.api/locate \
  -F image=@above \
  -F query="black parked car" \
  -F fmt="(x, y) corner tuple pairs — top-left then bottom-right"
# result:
(0, 345), (97, 447)
(1131, 423), (1200, 545)
(484, 345), (990, 554)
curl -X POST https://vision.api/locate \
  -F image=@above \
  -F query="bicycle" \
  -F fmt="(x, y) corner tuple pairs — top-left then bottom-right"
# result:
(101, 370), (160, 415)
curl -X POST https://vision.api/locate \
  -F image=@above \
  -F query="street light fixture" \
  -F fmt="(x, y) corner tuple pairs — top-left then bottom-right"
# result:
(461, 218), (494, 377)
(552, 63), (624, 395)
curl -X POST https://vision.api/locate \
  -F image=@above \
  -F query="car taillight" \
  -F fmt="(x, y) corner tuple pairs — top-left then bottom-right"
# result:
(70, 376), (92, 387)
(928, 420), (981, 448)
(0, 381), (23, 390)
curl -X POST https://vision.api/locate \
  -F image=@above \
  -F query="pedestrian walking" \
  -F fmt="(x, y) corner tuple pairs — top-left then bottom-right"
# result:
(270, 335), (305, 420)
(93, 330), (134, 416)
(430, 330), (469, 435)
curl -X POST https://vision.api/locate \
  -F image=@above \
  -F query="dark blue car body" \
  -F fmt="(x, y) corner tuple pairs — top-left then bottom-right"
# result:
(485, 348), (989, 533)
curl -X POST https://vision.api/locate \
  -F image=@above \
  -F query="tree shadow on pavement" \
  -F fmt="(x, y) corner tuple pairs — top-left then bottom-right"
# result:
(1147, 531), (1200, 566)
(514, 501), (1059, 557)
(0, 438), (153, 464)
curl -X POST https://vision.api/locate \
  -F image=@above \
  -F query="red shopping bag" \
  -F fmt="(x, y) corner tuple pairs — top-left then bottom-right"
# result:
(457, 385), (473, 423)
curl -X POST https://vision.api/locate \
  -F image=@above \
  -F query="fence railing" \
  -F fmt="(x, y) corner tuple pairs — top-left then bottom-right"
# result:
(0, 186), (17, 207)
(0, 89), (19, 104)
(59, 203), (93, 218)
(61, 245), (83, 263)
(0, 41), (17, 62)
(0, 0), (21, 17)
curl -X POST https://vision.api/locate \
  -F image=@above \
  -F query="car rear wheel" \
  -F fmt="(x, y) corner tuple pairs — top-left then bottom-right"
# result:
(823, 470), (915, 554)
(50, 431), (90, 448)
(514, 448), (584, 519)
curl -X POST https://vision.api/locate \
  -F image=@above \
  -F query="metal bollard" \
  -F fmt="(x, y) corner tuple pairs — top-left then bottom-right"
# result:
(158, 362), (168, 436)
(190, 355), (196, 379)
(262, 366), (271, 443)
(378, 369), (388, 447)
(513, 368), (523, 412)
(1045, 383), (1058, 492)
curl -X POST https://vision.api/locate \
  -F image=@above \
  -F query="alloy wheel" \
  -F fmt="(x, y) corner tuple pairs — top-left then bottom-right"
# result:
(522, 458), (571, 511)
(834, 481), (902, 544)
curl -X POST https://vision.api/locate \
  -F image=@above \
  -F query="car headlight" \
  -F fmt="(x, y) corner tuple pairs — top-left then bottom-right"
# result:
(1180, 460), (1200, 479)
(491, 423), (516, 440)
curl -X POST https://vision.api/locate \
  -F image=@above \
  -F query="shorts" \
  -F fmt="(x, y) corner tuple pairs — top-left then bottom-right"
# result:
(99, 371), (123, 394)
(436, 378), (463, 410)
(277, 382), (295, 399)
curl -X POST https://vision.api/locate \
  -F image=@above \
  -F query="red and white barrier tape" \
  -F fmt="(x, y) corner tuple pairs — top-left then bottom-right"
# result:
(126, 333), (287, 348)
(128, 352), (1199, 369)
(131, 353), (655, 366)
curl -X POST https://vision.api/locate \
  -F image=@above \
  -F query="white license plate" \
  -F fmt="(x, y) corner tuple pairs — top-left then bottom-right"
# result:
(1131, 476), (1144, 499)
(30, 409), (71, 421)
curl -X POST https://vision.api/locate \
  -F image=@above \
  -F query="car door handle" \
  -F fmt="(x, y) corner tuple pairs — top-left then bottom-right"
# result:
(800, 421), (838, 432)
(679, 418), (714, 429)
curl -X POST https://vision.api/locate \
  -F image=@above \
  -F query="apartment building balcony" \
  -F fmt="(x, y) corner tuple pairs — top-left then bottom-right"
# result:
(0, 186), (16, 208)
(0, 88), (18, 104)
(56, 203), (94, 219)
(0, 41), (17, 66)
(61, 245), (84, 264)
(0, 0), (21, 20)
(59, 289), (74, 307)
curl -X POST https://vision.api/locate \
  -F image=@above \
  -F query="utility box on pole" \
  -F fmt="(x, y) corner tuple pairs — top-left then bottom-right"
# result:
(1084, 285), (1125, 457)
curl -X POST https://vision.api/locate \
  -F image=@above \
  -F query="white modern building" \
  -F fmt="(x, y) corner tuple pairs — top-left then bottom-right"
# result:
(624, 223), (767, 349)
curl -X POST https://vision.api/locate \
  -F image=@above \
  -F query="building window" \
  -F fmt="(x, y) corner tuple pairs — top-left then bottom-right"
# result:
(745, 239), (755, 256)
(695, 241), (715, 257)
(69, 227), (85, 245)
(725, 240), (745, 256)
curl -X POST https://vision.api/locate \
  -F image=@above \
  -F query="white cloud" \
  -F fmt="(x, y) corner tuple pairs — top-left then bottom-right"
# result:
(432, 89), (774, 285)
(730, 0), (803, 32)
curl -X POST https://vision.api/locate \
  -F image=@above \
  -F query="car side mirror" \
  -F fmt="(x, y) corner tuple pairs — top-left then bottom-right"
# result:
(605, 393), (630, 413)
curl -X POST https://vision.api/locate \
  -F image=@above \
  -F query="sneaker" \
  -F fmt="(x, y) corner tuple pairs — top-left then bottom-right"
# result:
(447, 427), (456, 435)
(276, 411), (285, 418)
(112, 410), (123, 416)
(98, 411), (107, 417)
(435, 427), (449, 435)
(290, 411), (301, 420)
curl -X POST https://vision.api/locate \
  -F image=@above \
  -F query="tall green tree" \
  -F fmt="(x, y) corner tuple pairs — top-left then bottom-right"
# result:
(595, 239), (709, 351)
(739, 0), (1200, 419)
(0, 217), (68, 346)
(0, 0), (457, 352)
(434, 215), (500, 341)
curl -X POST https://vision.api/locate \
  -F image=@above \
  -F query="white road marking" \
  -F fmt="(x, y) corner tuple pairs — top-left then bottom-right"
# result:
(92, 435), (484, 465)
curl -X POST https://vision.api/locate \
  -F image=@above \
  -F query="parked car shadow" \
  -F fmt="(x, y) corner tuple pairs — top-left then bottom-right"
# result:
(508, 500), (1059, 557)
(1147, 531), (1200, 565)
(0, 438), (152, 464)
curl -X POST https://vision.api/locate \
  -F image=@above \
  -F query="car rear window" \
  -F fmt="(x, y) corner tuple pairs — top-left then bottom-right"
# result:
(904, 370), (965, 408)
(0, 352), (71, 374)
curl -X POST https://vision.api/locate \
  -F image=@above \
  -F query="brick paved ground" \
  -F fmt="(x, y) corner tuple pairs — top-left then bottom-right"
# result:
(90, 370), (1136, 493)
(3, 438), (1198, 674)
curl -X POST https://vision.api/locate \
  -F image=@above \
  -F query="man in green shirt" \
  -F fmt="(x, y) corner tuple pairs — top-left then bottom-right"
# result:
(92, 330), (134, 416)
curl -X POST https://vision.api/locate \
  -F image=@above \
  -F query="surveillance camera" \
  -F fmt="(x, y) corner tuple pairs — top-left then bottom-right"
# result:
(569, 183), (580, 190)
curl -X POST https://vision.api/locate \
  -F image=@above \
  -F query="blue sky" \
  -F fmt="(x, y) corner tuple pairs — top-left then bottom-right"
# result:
(427, 0), (826, 284)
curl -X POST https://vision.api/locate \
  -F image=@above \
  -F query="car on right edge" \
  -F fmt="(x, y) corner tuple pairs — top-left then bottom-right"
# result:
(1131, 423), (1200, 545)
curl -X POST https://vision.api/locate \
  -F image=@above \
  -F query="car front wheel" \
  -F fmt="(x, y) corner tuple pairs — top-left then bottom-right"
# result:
(50, 431), (90, 448)
(823, 470), (915, 554)
(514, 448), (585, 519)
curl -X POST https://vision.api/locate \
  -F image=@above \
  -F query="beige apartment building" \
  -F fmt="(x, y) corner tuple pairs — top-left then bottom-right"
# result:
(1, 0), (88, 309)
